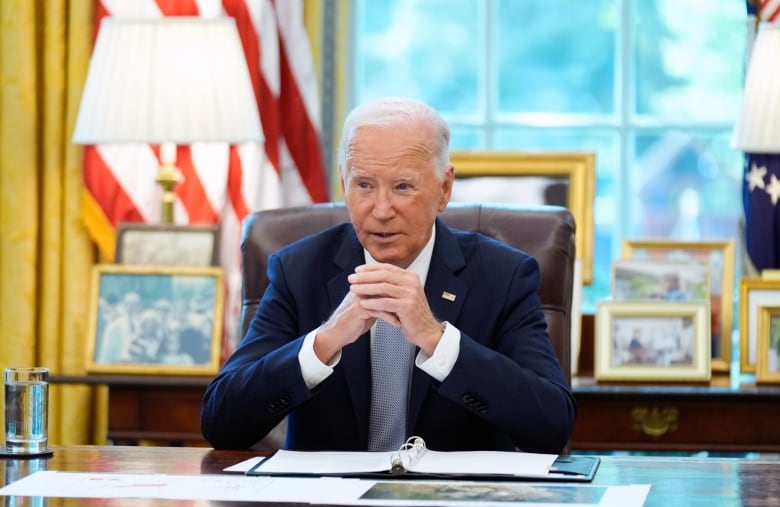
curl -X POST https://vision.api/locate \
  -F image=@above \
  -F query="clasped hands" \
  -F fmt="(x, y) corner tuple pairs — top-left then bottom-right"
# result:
(313, 263), (444, 363)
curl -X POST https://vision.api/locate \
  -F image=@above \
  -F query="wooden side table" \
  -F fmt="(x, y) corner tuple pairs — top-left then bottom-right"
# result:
(572, 376), (780, 453)
(51, 375), (210, 445)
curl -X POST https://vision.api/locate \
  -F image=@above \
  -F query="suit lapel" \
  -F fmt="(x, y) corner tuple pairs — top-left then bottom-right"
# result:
(329, 228), (372, 443)
(331, 220), (471, 445)
(407, 220), (469, 433)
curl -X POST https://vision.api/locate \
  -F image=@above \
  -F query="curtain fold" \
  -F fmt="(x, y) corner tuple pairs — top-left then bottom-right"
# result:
(0, 0), (104, 445)
(0, 0), (342, 446)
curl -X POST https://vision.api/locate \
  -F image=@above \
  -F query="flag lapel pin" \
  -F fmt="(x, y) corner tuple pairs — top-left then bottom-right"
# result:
(441, 291), (456, 302)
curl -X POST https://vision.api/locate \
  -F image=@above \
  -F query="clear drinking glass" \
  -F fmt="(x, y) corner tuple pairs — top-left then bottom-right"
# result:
(4, 367), (49, 455)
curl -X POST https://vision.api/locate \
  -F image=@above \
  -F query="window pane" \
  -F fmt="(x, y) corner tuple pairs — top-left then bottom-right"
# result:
(495, 0), (617, 114)
(492, 127), (619, 310)
(450, 127), (485, 149)
(354, 0), (483, 116)
(628, 130), (743, 240)
(634, 0), (745, 120)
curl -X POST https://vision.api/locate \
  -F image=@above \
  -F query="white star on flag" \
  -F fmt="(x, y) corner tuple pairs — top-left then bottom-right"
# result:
(746, 163), (767, 191)
(766, 174), (780, 206)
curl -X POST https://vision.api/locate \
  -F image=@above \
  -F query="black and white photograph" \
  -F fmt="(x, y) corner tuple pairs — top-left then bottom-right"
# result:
(86, 264), (224, 375)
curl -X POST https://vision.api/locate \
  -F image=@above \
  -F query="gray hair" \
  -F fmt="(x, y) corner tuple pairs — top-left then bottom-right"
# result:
(337, 97), (451, 177)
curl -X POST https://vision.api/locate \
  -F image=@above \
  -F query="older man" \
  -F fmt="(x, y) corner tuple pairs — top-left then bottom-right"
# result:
(200, 97), (575, 453)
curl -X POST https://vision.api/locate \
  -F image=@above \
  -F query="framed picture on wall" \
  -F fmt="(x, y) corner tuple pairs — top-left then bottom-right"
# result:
(622, 240), (735, 372)
(115, 223), (220, 267)
(449, 151), (596, 285)
(85, 264), (224, 375)
(594, 301), (711, 382)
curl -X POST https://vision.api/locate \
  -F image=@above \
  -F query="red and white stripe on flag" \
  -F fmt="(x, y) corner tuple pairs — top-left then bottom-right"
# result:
(757, 0), (780, 21)
(81, 0), (329, 354)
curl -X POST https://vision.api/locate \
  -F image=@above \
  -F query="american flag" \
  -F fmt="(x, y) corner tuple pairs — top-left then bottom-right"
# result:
(742, 1), (780, 272)
(81, 0), (329, 353)
(752, 0), (780, 21)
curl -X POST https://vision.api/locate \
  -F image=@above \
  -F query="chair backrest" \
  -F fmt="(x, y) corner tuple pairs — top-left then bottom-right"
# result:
(240, 202), (576, 381)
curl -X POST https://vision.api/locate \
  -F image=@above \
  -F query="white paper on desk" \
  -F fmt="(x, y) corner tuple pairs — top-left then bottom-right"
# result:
(254, 450), (393, 475)
(224, 455), (264, 472)
(0, 470), (650, 506)
(0, 470), (353, 502)
(412, 449), (557, 476)
(252, 449), (557, 477)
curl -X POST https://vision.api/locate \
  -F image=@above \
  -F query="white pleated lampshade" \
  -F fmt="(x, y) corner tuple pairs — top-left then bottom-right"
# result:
(73, 17), (262, 144)
(733, 22), (780, 153)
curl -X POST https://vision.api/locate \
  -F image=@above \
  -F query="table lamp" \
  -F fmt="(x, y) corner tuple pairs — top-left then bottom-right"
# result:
(732, 22), (780, 272)
(73, 17), (262, 223)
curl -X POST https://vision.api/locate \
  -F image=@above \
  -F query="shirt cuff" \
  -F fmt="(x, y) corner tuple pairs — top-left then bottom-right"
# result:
(416, 321), (460, 382)
(299, 328), (340, 390)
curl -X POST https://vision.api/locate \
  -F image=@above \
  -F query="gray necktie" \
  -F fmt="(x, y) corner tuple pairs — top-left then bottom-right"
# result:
(367, 318), (414, 451)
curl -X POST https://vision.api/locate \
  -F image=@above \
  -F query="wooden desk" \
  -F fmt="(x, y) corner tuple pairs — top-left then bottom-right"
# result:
(2, 445), (780, 505)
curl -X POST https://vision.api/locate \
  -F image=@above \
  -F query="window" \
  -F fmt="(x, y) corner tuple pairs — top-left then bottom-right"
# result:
(352, 0), (747, 311)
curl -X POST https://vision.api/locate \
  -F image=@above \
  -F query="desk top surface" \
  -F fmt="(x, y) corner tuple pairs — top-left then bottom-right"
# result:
(2, 445), (779, 506)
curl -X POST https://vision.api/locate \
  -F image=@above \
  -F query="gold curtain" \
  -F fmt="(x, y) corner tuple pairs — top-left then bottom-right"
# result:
(0, 0), (344, 447)
(305, 0), (350, 200)
(0, 1), (106, 445)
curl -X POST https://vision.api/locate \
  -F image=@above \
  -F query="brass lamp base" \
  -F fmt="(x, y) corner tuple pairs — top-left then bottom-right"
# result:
(155, 162), (184, 224)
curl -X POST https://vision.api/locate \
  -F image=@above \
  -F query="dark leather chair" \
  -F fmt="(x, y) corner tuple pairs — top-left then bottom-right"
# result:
(239, 202), (576, 448)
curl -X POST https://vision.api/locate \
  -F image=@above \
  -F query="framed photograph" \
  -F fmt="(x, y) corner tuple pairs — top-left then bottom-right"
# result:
(449, 151), (595, 285)
(612, 259), (710, 303)
(756, 305), (780, 383)
(739, 278), (780, 373)
(115, 223), (220, 267)
(594, 301), (711, 382)
(622, 240), (735, 372)
(85, 264), (224, 375)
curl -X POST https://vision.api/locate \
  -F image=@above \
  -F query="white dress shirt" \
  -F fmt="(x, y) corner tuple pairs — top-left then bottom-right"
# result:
(298, 224), (461, 389)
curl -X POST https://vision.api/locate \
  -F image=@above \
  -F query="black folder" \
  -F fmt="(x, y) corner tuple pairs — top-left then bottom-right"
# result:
(246, 439), (600, 483)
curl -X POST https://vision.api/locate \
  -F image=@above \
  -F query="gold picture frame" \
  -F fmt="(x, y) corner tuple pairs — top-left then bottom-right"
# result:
(86, 264), (224, 376)
(739, 278), (780, 373)
(622, 240), (735, 372)
(756, 305), (780, 383)
(612, 258), (710, 302)
(450, 151), (595, 284)
(594, 301), (711, 382)
(116, 223), (220, 267)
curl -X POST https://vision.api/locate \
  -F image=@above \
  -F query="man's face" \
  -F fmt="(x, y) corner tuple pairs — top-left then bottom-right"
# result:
(341, 124), (454, 268)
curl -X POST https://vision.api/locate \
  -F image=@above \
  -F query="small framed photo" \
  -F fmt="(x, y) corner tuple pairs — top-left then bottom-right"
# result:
(594, 301), (711, 382)
(115, 223), (220, 267)
(612, 259), (710, 303)
(86, 264), (224, 375)
(739, 278), (780, 373)
(622, 240), (735, 372)
(756, 305), (780, 383)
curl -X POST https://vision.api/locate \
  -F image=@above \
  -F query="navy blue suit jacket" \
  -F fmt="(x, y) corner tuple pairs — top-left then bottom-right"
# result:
(201, 218), (576, 453)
